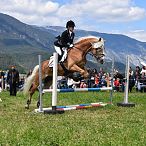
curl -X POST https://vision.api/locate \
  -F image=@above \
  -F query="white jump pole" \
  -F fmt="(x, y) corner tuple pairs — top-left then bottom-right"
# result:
(52, 52), (58, 110)
(38, 55), (43, 112)
(125, 55), (130, 104)
(117, 55), (135, 107)
(44, 52), (64, 114)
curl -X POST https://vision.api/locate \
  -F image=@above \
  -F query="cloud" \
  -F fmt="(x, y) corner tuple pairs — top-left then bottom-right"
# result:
(0, 0), (60, 25)
(1, 0), (59, 14)
(0, 0), (146, 26)
(124, 30), (146, 42)
(56, 0), (146, 23)
(106, 29), (146, 42)
(0, 0), (146, 41)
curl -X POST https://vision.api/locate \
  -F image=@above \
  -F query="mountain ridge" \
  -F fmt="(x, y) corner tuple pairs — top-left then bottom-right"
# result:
(0, 13), (146, 73)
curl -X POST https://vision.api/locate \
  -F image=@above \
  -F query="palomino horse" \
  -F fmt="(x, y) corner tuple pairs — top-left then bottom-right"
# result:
(23, 36), (105, 109)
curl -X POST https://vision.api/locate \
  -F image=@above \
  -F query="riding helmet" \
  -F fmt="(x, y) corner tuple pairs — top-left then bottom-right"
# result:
(66, 20), (75, 28)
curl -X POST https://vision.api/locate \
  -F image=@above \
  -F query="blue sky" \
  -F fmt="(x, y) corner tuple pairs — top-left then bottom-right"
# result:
(0, 0), (146, 42)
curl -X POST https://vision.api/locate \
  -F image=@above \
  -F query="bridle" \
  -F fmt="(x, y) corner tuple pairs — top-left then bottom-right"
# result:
(72, 41), (105, 61)
(87, 44), (105, 61)
(94, 47), (105, 60)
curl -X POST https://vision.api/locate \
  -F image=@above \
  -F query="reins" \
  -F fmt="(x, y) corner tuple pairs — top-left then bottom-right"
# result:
(68, 39), (105, 61)
(72, 45), (104, 60)
(72, 45), (93, 57)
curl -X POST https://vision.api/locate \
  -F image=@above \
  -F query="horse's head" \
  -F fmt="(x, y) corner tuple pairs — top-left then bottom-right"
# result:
(90, 37), (105, 64)
(74, 36), (105, 64)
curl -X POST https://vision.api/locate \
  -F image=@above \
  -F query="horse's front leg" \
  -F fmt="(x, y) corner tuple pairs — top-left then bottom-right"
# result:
(69, 64), (89, 79)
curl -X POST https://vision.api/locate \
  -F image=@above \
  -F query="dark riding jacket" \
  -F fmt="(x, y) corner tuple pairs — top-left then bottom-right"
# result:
(54, 30), (75, 48)
(7, 69), (19, 84)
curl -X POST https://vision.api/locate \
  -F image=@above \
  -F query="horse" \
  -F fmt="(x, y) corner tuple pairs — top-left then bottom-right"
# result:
(23, 36), (105, 109)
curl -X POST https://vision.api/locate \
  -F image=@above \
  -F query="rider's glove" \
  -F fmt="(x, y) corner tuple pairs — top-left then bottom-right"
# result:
(69, 44), (74, 48)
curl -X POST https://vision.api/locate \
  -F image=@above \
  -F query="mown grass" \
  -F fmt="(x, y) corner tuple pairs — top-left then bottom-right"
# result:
(0, 90), (146, 146)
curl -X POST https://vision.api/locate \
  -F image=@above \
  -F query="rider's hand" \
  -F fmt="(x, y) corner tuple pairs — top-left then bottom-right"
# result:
(69, 44), (74, 48)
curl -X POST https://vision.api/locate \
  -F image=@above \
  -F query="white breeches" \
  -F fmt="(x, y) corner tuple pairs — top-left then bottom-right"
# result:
(54, 46), (62, 55)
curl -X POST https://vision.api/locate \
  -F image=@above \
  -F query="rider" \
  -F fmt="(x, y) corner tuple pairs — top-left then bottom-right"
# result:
(54, 20), (75, 62)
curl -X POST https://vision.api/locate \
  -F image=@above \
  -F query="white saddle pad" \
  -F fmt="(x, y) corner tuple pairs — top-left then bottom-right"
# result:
(48, 49), (67, 67)
(48, 56), (54, 67)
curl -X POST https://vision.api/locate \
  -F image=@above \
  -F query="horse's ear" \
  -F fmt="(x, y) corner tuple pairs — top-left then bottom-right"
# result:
(99, 37), (102, 41)
(99, 37), (106, 42)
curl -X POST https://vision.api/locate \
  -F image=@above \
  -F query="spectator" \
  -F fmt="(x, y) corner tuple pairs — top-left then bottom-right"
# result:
(129, 66), (134, 76)
(121, 79), (125, 92)
(129, 74), (135, 92)
(114, 78), (120, 92)
(139, 72), (146, 92)
(80, 80), (87, 88)
(135, 66), (141, 78)
(99, 75), (107, 87)
(86, 68), (92, 88)
(67, 78), (74, 88)
(58, 77), (68, 89)
(99, 67), (104, 77)
(92, 68), (97, 75)
(6, 65), (19, 96)
(93, 74), (99, 88)
(105, 73), (110, 87)
(0, 71), (5, 90)
(134, 66), (141, 91)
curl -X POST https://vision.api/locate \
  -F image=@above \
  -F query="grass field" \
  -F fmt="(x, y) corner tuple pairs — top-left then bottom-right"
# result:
(0, 90), (146, 146)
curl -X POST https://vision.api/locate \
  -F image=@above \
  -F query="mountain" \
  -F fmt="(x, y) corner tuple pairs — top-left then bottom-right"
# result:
(0, 13), (55, 72)
(0, 13), (146, 73)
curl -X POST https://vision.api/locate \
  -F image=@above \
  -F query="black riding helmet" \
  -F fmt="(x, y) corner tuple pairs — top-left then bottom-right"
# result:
(66, 20), (75, 28)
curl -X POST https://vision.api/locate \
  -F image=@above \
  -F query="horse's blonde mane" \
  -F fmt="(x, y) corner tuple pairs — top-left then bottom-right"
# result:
(74, 36), (101, 44)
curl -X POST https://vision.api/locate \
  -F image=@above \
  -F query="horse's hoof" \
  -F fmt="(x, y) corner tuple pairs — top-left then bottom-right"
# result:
(25, 104), (29, 109)
(37, 102), (40, 108)
(37, 101), (40, 108)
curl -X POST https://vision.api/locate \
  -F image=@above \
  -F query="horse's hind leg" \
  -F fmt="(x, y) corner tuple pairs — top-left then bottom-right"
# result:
(36, 76), (52, 108)
(25, 83), (39, 109)
(36, 92), (46, 108)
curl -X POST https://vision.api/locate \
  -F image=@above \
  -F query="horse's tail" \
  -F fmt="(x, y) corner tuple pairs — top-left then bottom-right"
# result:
(23, 65), (39, 95)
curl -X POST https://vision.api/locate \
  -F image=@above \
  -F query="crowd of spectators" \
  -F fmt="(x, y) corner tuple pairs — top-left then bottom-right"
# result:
(135, 65), (146, 92)
(57, 65), (146, 93)
(0, 64), (146, 93)
(111, 65), (146, 92)
(57, 68), (108, 89)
